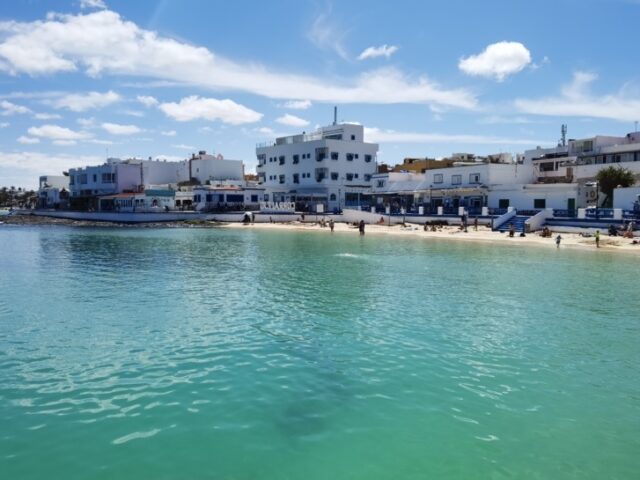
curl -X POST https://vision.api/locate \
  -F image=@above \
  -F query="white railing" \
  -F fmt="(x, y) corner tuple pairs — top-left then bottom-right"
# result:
(525, 208), (553, 232)
(492, 208), (516, 231)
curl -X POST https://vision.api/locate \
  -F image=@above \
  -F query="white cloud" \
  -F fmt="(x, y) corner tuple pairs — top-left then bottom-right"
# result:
(86, 138), (114, 145)
(276, 114), (310, 127)
(172, 144), (195, 150)
(308, 7), (348, 60)
(52, 139), (77, 146)
(137, 95), (158, 107)
(159, 96), (263, 124)
(515, 71), (640, 122)
(46, 90), (120, 112)
(0, 10), (476, 109)
(77, 117), (96, 127)
(33, 112), (62, 120)
(0, 150), (102, 179)
(17, 135), (40, 144)
(101, 122), (141, 135)
(364, 127), (545, 146)
(27, 124), (89, 140)
(121, 109), (144, 117)
(1, 100), (31, 115)
(255, 126), (275, 135)
(281, 100), (312, 110)
(358, 44), (398, 61)
(80, 0), (107, 9)
(459, 41), (531, 81)
(0, 122), (9, 127)
(161, 130), (176, 136)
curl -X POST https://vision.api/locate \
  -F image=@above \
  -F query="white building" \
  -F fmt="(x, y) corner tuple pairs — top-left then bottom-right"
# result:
(256, 121), (378, 212)
(68, 153), (245, 210)
(370, 161), (530, 212)
(37, 175), (69, 209)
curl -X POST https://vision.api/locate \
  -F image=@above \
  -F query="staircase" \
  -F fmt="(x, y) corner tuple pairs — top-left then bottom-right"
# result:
(496, 215), (528, 233)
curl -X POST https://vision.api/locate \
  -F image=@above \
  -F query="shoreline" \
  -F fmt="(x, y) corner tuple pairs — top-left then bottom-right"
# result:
(222, 221), (640, 253)
(2, 213), (639, 253)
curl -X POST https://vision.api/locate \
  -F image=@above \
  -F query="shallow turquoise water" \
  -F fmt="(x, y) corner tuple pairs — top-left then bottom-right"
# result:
(1, 226), (639, 479)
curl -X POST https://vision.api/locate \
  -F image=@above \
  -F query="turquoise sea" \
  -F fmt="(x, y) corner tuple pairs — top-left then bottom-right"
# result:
(1, 226), (639, 479)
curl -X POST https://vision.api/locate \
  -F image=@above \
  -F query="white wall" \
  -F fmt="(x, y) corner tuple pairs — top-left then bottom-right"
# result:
(488, 184), (578, 210)
(140, 160), (189, 186)
(191, 158), (244, 183)
(613, 186), (640, 210)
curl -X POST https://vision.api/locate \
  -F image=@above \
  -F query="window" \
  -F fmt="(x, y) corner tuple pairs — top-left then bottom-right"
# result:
(534, 198), (546, 209)
(331, 152), (339, 160)
(315, 168), (328, 182)
(264, 194), (269, 201)
(194, 194), (201, 203)
(351, 134), (355, 140)
(206, 194), (213, 202)
(346, 153), (354, 161)
(452, 175), (462, 185)
(279, 155), (285, 165)
(251, 195), (258, 203)
(293, 154), (300, 164)
(364, 174), (371, 182)
(330, 193), (337, 201)
(101, 173), (113, 184)
(293, 173), (300, 184)
(355, 154), (359, 159)
(346, 173), (354, 181)
(365, 154), (372, 163)
(376, 180), (384, 188)
(93, 174), (97, 183)
(279, 174), (285, 184)
(469, 173), (480, 184)
(80, 174), (87, 184)
(433, 174), (443, 184)
(331, 172), (339, 180)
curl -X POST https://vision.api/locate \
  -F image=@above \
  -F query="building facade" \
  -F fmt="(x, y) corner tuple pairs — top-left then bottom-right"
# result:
(256, 122), (378, 212)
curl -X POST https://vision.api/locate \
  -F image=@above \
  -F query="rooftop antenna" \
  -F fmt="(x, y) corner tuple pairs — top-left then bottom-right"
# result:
(560, 124), (567, 147)
(635, 121), (638, 133)
(333, 106), (337, 126)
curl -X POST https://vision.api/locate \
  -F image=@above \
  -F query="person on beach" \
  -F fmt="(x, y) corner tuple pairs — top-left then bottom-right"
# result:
(359, 220), (365, 235)
(555, 234), (562, 248)
(474, 217), (478, 231)
(508, 223), (515, 237)
(595, 230), (600, 248)
(329, 219), (334, 232)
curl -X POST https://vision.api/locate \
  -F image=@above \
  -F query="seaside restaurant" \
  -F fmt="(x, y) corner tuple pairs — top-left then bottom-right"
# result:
(367, 177), (488, 215)
(98, 189), (176, 212)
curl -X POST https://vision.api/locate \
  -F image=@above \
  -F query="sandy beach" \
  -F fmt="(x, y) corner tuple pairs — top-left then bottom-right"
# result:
(2, 213), (639, 253)
(222, 220), (640, 253)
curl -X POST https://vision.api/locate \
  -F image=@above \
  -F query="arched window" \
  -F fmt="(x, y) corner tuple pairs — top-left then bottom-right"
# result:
(330, 193), (337, 201)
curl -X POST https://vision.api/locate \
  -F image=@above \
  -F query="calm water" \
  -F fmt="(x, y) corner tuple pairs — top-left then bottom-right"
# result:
(1, 226), (639, 479)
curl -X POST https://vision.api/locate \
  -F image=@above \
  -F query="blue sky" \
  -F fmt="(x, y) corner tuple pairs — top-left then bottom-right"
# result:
(1, 0), (639, 188)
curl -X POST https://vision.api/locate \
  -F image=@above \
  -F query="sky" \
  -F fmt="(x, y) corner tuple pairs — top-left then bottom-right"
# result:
(1, 0), (639, 189)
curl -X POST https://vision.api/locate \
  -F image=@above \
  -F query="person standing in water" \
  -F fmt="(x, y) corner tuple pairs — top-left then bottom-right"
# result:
(359, 220), (365, 235)
(555, 234), (562, 248)
(595, 230), (600, 248)
(329, 219), (335, 232)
